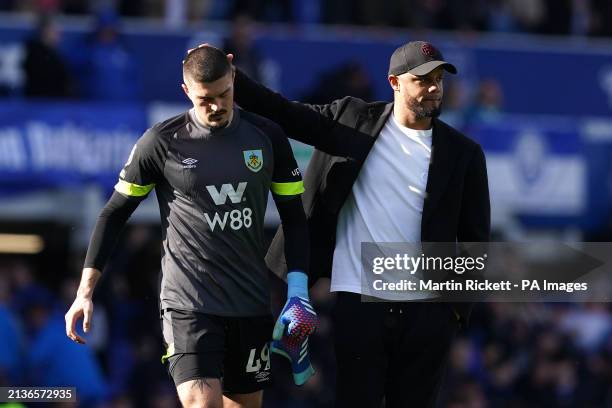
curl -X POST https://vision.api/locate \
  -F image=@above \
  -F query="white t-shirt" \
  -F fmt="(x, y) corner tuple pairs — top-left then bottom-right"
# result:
(330, 113), (437, 299)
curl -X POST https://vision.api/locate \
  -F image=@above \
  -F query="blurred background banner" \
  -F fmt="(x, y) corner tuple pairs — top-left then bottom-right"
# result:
(472, 114), (587, 225)
(5, 100), (612, 232)
(0, 101), (145, 195)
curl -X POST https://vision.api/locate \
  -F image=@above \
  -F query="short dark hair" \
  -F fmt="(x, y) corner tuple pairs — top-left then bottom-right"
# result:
(183, 46), (231, 83)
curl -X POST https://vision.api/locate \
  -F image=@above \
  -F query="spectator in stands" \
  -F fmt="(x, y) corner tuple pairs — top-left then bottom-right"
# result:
(589, 0), (612, 37)
(13, 0), (60, 14)
(10, 259), (50, 322)
(117, 0), (147, 17)
(439, 79), (469, 129)
(0, 270), (24, 386)
(0, 0), (16, 11)
(82, 8), (140, 101)
(223, 14), (264, 83)
(507, 0), (545, 33)
(301, 61), (374, 104)
(541, 0), (572, 35)
(24, 285), (108, 405)
(487, 0), (519, 32)
(231, 0), (291, 23)
(560, 303), (612, 352)
(464, 78), (504, 127)
(22, 14), (74, 98)
(62, 0), (89, 14)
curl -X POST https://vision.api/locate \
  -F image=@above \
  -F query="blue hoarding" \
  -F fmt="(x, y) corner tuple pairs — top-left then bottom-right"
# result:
(0, 101), (146, 194)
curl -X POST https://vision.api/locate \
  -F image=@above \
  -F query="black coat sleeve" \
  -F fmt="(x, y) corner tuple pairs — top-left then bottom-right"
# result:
(457, 145), (491, 243)
(234, 69), (347, 153)
(452, 145), (490, 327)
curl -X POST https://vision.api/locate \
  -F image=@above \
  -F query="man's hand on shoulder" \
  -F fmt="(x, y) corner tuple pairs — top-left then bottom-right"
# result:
(185, 43), (234, 65)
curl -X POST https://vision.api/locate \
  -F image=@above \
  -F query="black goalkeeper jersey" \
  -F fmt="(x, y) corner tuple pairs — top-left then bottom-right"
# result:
(115, 108), (303, 316)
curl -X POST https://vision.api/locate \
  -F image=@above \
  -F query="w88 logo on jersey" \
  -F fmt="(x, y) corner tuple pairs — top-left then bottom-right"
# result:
(203, 182), (253, 231)
(204, 208), (253, 231)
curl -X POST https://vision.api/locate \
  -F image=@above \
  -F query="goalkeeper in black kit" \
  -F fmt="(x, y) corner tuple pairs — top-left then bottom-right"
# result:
(64, 46), (318, 408)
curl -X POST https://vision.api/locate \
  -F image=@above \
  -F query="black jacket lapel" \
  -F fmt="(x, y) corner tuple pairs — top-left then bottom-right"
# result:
(325, 103), (393, 213)
(359, 102), (393, 138)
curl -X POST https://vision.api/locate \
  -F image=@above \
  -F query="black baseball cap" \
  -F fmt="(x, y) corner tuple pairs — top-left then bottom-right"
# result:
(388, 41), (457, 76)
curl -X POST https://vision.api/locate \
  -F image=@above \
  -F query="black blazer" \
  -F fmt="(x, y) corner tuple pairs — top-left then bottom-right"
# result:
(235, 71), (491, 322)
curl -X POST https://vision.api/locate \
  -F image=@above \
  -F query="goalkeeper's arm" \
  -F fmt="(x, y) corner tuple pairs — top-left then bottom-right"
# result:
(83, 191), (143, 271)
(275, 196), (309, 278)
(65, 191), (141, 344)
(272, 197), (318, 385)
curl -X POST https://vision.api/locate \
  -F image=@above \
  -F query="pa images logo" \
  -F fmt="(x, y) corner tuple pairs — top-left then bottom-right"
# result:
(243, 149), (263, 173)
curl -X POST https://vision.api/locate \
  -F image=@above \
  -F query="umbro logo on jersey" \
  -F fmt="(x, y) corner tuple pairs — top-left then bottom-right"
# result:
(182, 158), (198, 168)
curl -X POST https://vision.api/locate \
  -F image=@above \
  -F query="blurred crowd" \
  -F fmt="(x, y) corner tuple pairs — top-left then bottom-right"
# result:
(14, 8), (505, 135)
(8, 9), (266, 101)
(2, 0), (612, 37)
(0, 227), (176, 407)
(442, 303), (612, 408)
(10, 10), (140, 101)
(1, 226), (611, 407)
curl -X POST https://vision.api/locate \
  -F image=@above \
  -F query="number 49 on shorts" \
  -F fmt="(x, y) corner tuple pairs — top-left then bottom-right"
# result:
(246, 343), (270, 373)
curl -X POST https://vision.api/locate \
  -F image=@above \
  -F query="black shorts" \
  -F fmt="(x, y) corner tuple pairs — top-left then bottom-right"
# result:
(161, 309), (274, 394)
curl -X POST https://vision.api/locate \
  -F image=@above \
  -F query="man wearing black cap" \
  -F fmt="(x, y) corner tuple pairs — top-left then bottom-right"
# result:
(229, 40), (490, 407)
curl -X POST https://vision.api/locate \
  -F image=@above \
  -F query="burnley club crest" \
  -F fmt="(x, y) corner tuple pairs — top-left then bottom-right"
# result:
(243, 149), (263, 172)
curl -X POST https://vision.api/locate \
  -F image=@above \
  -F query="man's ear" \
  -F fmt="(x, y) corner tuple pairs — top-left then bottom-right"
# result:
(181, 83), (189, 97)
(388, 75), (400, 92)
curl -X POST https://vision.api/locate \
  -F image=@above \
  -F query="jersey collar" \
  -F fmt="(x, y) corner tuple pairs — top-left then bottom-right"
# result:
(188, 107), (240, 138)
